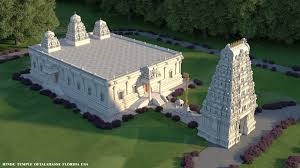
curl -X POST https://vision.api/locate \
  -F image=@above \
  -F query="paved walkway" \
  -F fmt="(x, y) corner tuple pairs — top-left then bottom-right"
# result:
(112, 30), (300, 77)
(193, 105), (300, 168)
(0, 50), (28, 61)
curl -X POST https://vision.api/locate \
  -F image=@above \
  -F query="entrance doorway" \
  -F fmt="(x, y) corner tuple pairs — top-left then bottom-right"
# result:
(239, 116), (247, 135)
(144, 84), (149, 93)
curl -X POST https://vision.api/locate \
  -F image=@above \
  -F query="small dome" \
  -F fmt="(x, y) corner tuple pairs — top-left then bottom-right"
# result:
(44, 30), (55, 38)
(70, 13), (81, 23)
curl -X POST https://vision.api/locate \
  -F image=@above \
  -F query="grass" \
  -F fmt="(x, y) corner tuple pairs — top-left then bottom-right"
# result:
(0, 57), (207, 168)
(127, 35), (300, 106)
(241, 122), (300, 168)
(53, 1), (300, 67)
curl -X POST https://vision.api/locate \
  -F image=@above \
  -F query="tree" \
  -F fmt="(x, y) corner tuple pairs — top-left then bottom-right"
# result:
(0, 0), (59, 45)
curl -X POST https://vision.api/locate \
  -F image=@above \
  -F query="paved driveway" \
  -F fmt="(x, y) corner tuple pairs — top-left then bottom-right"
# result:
(193, 105), (300, 168)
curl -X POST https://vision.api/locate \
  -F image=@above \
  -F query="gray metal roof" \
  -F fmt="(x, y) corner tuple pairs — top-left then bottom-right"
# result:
(31, 33), (181, 80)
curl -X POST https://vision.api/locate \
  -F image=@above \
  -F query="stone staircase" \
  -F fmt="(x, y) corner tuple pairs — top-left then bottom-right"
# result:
(151, 94), (168, 106)
(129, 97), (149, 110)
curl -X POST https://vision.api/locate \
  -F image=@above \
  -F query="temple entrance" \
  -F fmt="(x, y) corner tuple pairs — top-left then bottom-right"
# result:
(144, 84), (149, 93)
(239, 116), (247, 135)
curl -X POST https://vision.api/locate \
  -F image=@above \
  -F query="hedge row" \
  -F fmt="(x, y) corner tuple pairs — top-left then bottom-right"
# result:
(240, 118), (296, 164)
(284, 156), (300, 168)
(291, 66), (300, 71)
(286, 71), (300, 78)
(180, 151), (199, 168)
(262, 101), (296, 110)
(0, 48), (21, 55)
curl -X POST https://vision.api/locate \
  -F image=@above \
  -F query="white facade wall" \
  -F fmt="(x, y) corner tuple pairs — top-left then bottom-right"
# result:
(28, 48), (183, 121)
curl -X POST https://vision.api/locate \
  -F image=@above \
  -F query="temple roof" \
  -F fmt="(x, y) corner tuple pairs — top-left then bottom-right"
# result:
(30, 33), (181, 80)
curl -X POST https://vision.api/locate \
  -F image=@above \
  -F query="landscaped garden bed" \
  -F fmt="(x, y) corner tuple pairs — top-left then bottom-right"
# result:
(240, 118), (297, 164)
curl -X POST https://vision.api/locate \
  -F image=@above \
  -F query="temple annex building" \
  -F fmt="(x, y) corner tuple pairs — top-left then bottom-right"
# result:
(28, 13), (184, 121)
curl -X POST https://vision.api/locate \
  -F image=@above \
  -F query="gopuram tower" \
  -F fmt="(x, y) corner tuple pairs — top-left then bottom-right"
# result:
(197, 38), (257, 148)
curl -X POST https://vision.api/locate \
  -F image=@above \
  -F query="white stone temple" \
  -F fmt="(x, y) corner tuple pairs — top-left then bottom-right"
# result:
(197, 38), (257, 148)
(28, 13), (183, 121)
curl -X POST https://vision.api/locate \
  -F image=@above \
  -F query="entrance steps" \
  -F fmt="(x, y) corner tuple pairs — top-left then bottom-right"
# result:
(129, 97), (149, 110)
(151, 94), (167, 106)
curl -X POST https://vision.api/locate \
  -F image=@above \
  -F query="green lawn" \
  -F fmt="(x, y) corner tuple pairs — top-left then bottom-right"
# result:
(0, 58), (207, 168)
(54, 1), (300, 67)
(241, 122), (300, 168)
(127, 35), (300, 106)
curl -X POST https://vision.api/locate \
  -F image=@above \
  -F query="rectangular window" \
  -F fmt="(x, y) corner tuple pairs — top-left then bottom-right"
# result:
(133, 85), (138, 93)
(118, 91), (124, 100)
(100, 92), (104, 101)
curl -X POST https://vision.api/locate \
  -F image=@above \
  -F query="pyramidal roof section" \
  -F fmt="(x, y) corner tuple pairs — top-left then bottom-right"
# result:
(65, 13), (90, 46)
(201, 38), (255, 120)
(41, 30), (61, 53)
(92, 18), (111, 40)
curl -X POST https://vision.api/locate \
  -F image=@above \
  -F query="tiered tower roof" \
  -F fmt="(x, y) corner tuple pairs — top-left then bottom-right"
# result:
(198, 38), (257, 148)
(41, 30), (61, 53)
(65, 13), (90, 46)
(92, 19), (110, 40)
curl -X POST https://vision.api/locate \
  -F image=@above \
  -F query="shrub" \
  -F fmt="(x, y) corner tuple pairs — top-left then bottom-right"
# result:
(262, 101), (296, 110)
(48, 92), (57, 99)
(20, 78), (32, 86)
(53, 98), (64, 104)
(193, 79), (203, 86)
(12, 73), (21, 80)
(73, 108), (80, 113)
(188, 121), (198, 128)
(271, 67), (277, 71)
(189, 104), (200, 112)
(170, 97), (177, 103)
(291, 65), (300, 71)
(262, 64), (268, 69)
(135, 107), (148, 114)
(19, 69), (30, 74)
(188, 84), (196, 89)
(229, 165), (240, 168)
(286, 71), (300, 78)
(172, 115), (180, 122)
(82, 112), (91, 119)
(285, 156), (300, 168)
(190, 151), (199, 157)
(40, 89), (51, 96)
(30, 84), (42, 91)
(155, 106), (163, 112)
(63, 100), (73, 109)
(87, 114), (97, 122)
(255, 107), (262, 114)
(186, 45), (195, 49)
(165, 113), (172, 118)
(166, 40), (172, 44)
(157, 37), (162, 41)
(112, 120), (122, 128)
(122, 115), (130, 122)
(172, 88), (184, 97)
